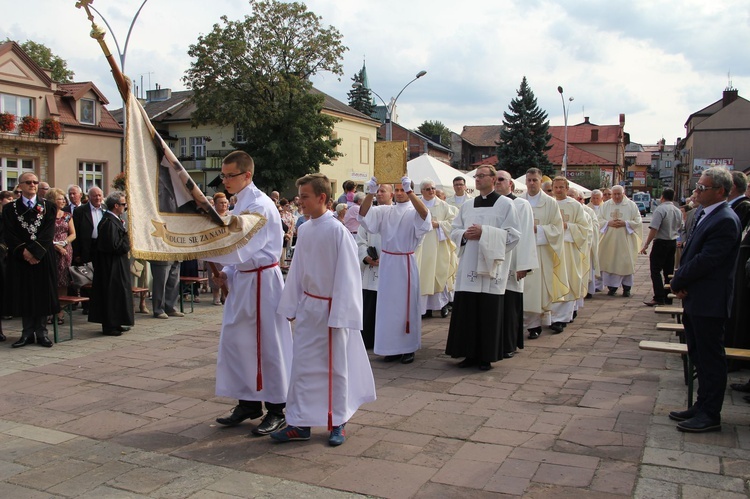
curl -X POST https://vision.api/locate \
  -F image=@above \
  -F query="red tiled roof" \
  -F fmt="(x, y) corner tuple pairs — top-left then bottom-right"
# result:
(461, 125), (502, 147)
(55, 82), (121, 133)
(549, 123), (623, 144)
(545, 136), (614, 166)
(470, 155), (498, 167)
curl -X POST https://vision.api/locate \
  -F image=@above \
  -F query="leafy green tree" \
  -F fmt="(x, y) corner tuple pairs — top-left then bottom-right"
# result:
(417, 120), (451, 148)
(496, 76), (553, 177)
(183, 0), (347, 188)
(347, 68), (375, 116)
(5, 39), (75, 82)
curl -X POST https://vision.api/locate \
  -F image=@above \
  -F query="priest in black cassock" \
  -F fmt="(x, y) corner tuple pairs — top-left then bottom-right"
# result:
(88, 191), (134, 336)
(445, 165), (520, 370)
(3, 172), (58, 348)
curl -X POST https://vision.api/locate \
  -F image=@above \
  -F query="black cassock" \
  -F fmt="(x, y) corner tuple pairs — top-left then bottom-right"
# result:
(2, 198), (58, 317)
(88, 212), (133, 330)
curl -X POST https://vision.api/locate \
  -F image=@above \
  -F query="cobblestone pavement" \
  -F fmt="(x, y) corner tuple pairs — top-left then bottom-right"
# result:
(0, 254), (749, 498)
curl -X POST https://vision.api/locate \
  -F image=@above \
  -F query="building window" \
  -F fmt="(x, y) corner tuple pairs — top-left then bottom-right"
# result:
(1, 93), (34, 130)
(78, 161), (103, 191)
(1, 157), (34, 190)
(190, 137), (206, 159)
(80, 99), (95, 125)
(234, 125), (245, 143)
(359, 137), (369, 164)
(179, 137), (188, 158)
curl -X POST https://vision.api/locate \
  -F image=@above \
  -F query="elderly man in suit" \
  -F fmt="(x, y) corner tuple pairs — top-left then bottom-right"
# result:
(72, 186), (105, 314)
(668, 167), (741, 433)
(2, 172), (58, 348)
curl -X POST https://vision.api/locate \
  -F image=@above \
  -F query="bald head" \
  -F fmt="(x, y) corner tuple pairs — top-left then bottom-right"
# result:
(495, 170), (513, 195)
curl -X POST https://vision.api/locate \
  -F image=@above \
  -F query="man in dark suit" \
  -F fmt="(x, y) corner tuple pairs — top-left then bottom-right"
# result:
(727, 171), (750, 231)
(2, 172), (58, 348)
(63, 184), (82, 214)
(669, 167), (741, 432)
(72, 186), (105, 313)
(88, 191), (134, 336)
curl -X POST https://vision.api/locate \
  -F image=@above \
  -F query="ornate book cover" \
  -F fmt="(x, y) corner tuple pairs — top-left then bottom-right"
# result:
(374, 141), (407, 184)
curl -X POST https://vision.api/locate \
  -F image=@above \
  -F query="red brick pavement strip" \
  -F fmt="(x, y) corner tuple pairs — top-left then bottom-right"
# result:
(0, 253), (749, 497)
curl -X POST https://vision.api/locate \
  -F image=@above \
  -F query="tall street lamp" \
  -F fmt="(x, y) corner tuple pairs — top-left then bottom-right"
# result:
(355, 70), (427, 141)
(557, 86), (574, 176)
(85, 0), (150, 75)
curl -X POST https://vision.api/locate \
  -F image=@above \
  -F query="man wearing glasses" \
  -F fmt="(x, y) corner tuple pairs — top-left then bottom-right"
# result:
(87, 191), (134, 337)
(446, 176), (473, 208)
(669, 167), (741, 433)
(415, 179), (457, 319)
(209, 151), (293, 437)
(3, 172), (58, 348)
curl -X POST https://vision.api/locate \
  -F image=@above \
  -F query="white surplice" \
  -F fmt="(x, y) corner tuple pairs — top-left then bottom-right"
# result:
(209, 182), (292, 404)
(277, 211), (376, 427)
(356, 226), (382, 292)
(506, 196), (539, 293)
(359, 202), (432, 356)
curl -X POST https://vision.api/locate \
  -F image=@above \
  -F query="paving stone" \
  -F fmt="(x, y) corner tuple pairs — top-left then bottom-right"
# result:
(7, 457), (98, 490)
(453, 442), (513, 464)
(0, 460), (28, 481)
(46, 460), (136, 496)
(680, 484), (750, 498)
(4, 423), (77, 444)
(496, 458), (539, 479)
(483, 473), (530, 496)
(642, 447), (721, 473)
(320, 457), (436, 498)
(640, 464), (746, 492)
(396, 410), (486, 439)
(531, 462), (595, 487)
(413, 481), (508, 499)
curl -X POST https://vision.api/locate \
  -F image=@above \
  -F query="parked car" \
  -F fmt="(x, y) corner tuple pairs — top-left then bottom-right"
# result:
(635, 201), (647, 217)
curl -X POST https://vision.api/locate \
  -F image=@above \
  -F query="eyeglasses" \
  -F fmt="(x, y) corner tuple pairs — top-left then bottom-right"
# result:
(22, 180), (40, 185)
(496, 178), (508, 182)
(219, 172), (245, 180)
(475, 173), (495, 179)
(695, 184), (720, 192)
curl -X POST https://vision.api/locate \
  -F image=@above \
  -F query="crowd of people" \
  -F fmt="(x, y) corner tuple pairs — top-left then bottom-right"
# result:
(2, 156), (748, 440)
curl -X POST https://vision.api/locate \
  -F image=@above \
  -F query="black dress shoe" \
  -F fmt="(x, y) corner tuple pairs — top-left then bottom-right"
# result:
(585, 293), (592, 299)
(0, 331), (6, 342)
(401, 353), (415, 364)
(607, 287), (617, 296)
(550, 322), (564, 334)
(571, 311), (577, 321)
(457, 357), (478, 368)
(677, 413), (721, 433)
(440, 306), (449, 318)
(503, 352), (515, 359)
(527, 328), (541, 339)
(251, 412), (286, 436)
(478, 362), (492, 371)
(383, 354), (402, 362)
(216, 405), (263, 426)
(669, 406), (700, 422)
(11, 334), (35, 348)
(117, 326), (132, 332)
(102, 330), (122, 336)
(622, 290), (631, 298)
(730, 382), (750, 393)
(36, 334), (53, 348)
(421, 311), (432, 319)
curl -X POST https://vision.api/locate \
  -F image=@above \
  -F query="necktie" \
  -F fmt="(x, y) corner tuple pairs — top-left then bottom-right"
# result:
(28, 200), (33, 209)
(687, 209), (704, 245)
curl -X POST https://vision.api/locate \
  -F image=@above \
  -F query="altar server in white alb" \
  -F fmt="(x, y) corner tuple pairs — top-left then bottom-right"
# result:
(356, 184), (393, 349)
(358, 176), (431, 365)
(445, 165), (521, 370)
(272, 173), (376, 447)
(210, 151), (292, 437)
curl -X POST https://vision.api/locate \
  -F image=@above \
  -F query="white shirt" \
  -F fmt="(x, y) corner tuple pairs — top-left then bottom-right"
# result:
(90, 203), (104, 239)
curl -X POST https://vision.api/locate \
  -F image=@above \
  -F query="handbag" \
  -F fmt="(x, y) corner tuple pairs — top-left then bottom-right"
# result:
(130, 259), (145, 278)
(69, 262), (94, 289)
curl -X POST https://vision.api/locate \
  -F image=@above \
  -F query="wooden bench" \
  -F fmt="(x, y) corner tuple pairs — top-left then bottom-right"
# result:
(179, 276), (209, 313)
(656, 322), (684, 332)
(53, 296), (90, 343)
(639, 340), (750, 408)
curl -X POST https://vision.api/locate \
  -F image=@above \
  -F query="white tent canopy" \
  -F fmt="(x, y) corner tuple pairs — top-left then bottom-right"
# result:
(406, 154), (475, 196)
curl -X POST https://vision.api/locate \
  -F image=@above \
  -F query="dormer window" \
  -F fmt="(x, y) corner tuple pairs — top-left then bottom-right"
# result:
(80, 98), (95, 125)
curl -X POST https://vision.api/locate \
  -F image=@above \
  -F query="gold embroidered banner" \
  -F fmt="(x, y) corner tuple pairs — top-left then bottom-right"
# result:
(125, 84), (266, 261)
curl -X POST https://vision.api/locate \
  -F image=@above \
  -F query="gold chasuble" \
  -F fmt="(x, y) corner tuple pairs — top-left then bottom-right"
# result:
(415, 198), (458, 294)
(521, 192), (569, 314)
(556, 197), (588, 301)
(598, 199), (642, 276)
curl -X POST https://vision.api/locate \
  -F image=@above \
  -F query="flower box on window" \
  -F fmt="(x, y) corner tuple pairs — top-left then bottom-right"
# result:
(40, 118), (62, 139)
(0, 112), (16, 132)
(19, 116), (40, 135)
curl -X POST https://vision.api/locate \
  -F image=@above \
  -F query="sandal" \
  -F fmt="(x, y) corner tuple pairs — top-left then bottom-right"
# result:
(47, 316), (53, 324)
(57, 316), (64, 325)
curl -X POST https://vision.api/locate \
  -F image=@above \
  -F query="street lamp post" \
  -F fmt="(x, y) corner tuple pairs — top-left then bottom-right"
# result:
(354, 70), (427, 141)
(557, 86), (573, 177)
(87, 0), (150, 75)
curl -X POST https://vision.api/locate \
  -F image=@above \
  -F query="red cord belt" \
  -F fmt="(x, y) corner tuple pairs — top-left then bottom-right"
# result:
(381, 250), (414, 334)
(304, 291), (335, 431)
(239, 261), (279, 391)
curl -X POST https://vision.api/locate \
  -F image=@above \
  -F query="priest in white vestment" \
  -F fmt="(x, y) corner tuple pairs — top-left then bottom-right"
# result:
(520, 168), (569, 339)
(356, 184), (393, 349)
(415, 178), (458, 318)
(575, 190), (600, 299)
(359, 176), (431, 364)
(446, 176), (474, 209)
(209, 151), (292, 436)
(598, 185), (643, 297)
(273, 173), (375, 447)
(548, 178), (587, 332)
(588, 189), (604, 292)
(445, 166), (521, 370)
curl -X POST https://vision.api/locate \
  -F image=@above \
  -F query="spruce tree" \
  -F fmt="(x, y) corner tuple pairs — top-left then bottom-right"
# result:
(346, 69), (375, 117)
(496, 76), (554, 177)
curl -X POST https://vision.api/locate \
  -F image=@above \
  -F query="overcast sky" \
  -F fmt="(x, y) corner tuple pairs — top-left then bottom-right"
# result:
(3, 0), (748, 146)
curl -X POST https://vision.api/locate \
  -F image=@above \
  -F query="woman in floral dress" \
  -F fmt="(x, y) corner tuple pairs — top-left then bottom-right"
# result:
(46, 188), (76, 324)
